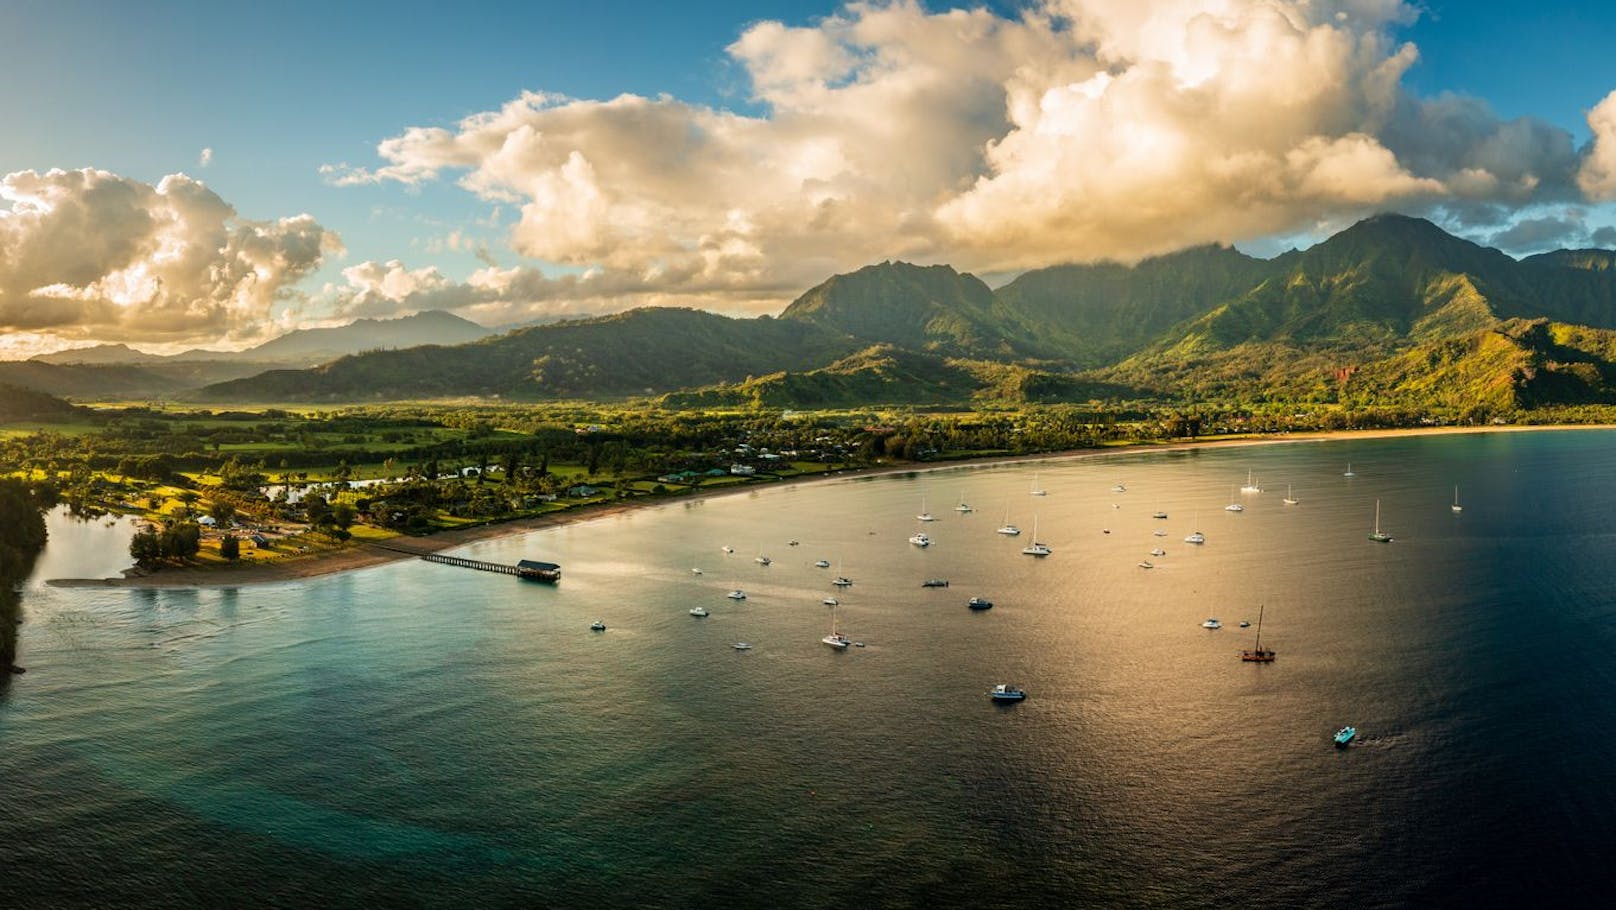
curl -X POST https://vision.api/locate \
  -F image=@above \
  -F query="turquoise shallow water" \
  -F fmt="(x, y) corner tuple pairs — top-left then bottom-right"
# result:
(5, 431), (1616, 908)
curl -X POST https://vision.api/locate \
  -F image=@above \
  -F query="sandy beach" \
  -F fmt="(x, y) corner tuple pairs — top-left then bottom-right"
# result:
(47, 423), (1609, 589)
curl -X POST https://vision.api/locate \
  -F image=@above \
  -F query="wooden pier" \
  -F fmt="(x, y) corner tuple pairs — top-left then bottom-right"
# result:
(369, 543), (561, 582)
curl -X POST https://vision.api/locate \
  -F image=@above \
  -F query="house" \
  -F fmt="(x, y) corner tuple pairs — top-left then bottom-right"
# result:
(197, 515), (218, 527)
(249, 533), (270, 548)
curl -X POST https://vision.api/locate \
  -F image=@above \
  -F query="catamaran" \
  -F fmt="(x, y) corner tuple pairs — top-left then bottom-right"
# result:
(909, 530), (932, 547)
(1021, 516), (1051, 557)
(1369, 499), (1393, 542)
(1240, 470), (1261, 493)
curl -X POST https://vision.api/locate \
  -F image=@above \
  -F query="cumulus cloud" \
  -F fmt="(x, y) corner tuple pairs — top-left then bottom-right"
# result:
(323, 0), (1612, 311)
(0, 168), (342, 345)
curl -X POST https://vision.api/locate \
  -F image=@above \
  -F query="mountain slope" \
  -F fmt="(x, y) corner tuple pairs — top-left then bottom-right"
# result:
(778, 261), (1011, 356)
(990, 244), (1278, 365)
(198, 308), (861, 401)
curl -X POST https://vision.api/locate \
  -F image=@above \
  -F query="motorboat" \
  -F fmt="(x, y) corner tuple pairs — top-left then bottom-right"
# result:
(1138, 560), (1154, 569)
(590, 620), (606, 631)
(832, 576), (853, 587)
(1150, 547), (1166, 556)
(1334, 726), (1357, 747)
(1153, 528), (1168, 537)
(823, 597), (839, 606)
(1184, 530), (1206, 544)
(814, 559), (831, 568)
(921, 578), (950, 588)
(1152, 510), (1168, 520)
(909, 532), (932, 547)
(1112, 483), (1126, 493)
(967, 596), (993, 610)
(726, 590), (747, 600)
(989, 684), (1027, 702)
(733, 642), (752, 650)
(756, 555), (772, 565)
(1201, 618), (1222, 629)
(691, 567), (703, 575)
(689, 607), (709, 617)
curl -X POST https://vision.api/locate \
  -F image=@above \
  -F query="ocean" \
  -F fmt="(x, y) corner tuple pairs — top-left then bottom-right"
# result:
(4, 430), (1614, 908)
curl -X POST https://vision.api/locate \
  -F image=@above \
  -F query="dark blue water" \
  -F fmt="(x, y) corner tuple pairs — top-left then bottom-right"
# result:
(4, 431), (1615, 908)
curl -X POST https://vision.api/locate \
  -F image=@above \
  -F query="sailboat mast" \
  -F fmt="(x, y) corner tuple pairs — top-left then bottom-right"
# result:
(1254, 604), (1264, 652)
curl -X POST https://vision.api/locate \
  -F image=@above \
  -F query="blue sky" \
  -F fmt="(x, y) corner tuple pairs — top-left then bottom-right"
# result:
(3, 1), (1616, 352)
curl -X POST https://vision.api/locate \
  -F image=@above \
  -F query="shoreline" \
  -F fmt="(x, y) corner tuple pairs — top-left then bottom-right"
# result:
(47, 422), (1610, 589)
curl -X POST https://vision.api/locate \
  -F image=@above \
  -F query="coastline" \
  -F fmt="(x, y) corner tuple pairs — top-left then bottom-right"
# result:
(47, 422), (1610, 589)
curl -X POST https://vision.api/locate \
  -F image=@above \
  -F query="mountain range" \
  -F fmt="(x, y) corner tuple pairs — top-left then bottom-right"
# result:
(11, 215), (1616, 411)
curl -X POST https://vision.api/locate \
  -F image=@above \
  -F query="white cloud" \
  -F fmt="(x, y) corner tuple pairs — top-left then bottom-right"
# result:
(0, 168), (342, 345)
(1578, 90), (1616, 201)
(199, 147), (214, 167)
(323, 0), (1609, 311)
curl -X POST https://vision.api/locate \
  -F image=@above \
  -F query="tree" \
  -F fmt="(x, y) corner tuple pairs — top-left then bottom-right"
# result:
(209, 500), (236, 526)
(219, 536), (241, 560)
(331, 503), (356, 531)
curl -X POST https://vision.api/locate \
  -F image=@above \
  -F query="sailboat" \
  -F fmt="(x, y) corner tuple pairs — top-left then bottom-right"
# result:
(1343, 463), (1356, 477)
(1240, 470), (1261, 493)
(832, 559), (853, 587)
(822, 603), (851, 650)
(1240, 604), (1276, 662)
(1369, 499), (1393, 542)
(917, 497), (936, 522)
(1021, 516), (1051, 557)
(996, 502), (1021, 536)
(1184, 511), (1206, 544)
(1030, 474), (1047, 496)
(1451, 485), (1463, 513)
(955, 491), (973, 513)
(1283, 484), (1299, 505)
(1224, 486), (1244, 512)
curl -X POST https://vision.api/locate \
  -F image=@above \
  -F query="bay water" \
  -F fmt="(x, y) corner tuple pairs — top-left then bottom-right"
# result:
(4, 430), (1615, 908)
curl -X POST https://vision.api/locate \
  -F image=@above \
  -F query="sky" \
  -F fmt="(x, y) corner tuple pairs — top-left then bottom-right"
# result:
(3, 0), (1616, 357)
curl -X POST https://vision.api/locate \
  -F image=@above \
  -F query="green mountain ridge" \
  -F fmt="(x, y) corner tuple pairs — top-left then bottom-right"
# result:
(8, 213), (1616, 412)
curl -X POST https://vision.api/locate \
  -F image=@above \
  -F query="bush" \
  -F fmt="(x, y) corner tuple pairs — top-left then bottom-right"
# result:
(219, 536), (241, 560)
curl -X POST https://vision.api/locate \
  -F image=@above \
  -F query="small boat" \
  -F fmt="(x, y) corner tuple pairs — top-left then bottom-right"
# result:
(1451, 485), (1463, 513)
(1334, 726), (1357, 747)
(1150, 547), (1166, 556)
(756, 555), (772, 566)
(823, 597), (839, 606)
(1239, 620), (1250, 628)
(1153, 528), (1168, 537)
(1021, 517), (1051, 557)
(1185, 531), (1205, 544)
(1240, 470), (1261, 493)
(1202, 618), (1222, 629)
(590, 620), (606, 631)
(917, 498), (936, 522)
(1030, 474), (1046, 496)
(691, 567), (703, 575)
(1224, 486), (1244, 512)
(1138, 560), (1154, 569)
(1112, 483), (1126, 493)
(1369, 499), (1393, 543)
(833, 576), (853, 587)
(733, 642), (752, 650)
(1283, 484), (1299, 506)
(722, 546), (734, 553)
(823, 604), (851, 650)
(814, 559), (831, 568)
(955, 492), (973, 513)
(921, 578), (950, 588)
(1343, 463), (1356, 477)
(1152, 510), (1168, 520)
(1101, 528), (1111, 534)
(1240, 604), (1275, 662)
(788, 539), (800, 546)
(689, 607), (710, 617)
(727, 590), (747, 600)
(909, 531), (932, 547)
(967, 596), (993, 610)
(989, 684), (1027, 702)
